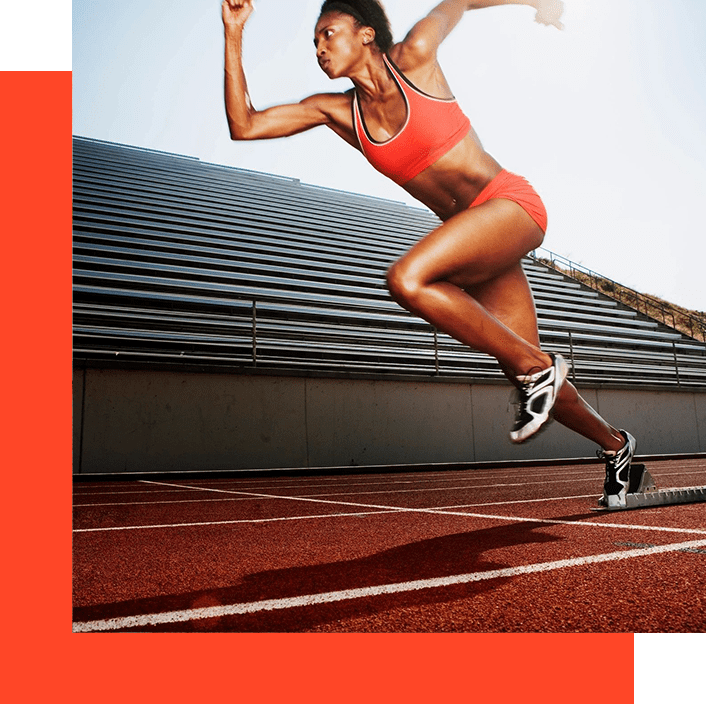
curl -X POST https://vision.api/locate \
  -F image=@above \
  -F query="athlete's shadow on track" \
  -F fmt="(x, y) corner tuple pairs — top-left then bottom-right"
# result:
(75, 517), (592, 632)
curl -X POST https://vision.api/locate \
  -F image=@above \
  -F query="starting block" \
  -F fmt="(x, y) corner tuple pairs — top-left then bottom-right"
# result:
(592, 464), (706, 512)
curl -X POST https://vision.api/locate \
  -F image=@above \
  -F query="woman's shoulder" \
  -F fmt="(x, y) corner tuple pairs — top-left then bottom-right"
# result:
(388, 37), (437, 74)
(301, 91), (353, 112)
(386, 41), (451, 99)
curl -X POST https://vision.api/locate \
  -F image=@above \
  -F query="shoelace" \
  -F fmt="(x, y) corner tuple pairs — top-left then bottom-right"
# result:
(510, 383), (532, 421)
(596, 448), (618, 462)
(516, 367), (543, 405)
(516, 365), (545, 387)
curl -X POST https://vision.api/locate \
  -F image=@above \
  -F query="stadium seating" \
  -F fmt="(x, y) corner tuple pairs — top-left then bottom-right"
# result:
(73, 136), (706, 388)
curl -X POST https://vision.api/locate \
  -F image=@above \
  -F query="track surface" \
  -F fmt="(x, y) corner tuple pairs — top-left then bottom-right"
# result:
(73, 458), (706, 632)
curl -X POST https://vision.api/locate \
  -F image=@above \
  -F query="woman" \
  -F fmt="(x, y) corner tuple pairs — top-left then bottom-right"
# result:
(221, 0), (636, 508)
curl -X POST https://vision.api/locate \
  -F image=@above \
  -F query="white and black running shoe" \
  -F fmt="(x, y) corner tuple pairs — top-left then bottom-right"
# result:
(598, 430), (637, 508)
(510, 353), (568, 444)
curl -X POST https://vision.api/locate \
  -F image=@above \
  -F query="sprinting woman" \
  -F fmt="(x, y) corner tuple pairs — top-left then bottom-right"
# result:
(221, 0), (636, 508)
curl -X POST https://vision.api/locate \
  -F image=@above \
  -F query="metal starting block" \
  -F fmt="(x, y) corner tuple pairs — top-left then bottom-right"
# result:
(592, 464), (706, 512)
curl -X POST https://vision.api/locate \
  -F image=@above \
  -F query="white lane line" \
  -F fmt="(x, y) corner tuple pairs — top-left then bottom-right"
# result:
(70, 482), (543, 503)
(297, 478), (602, 498)
(71, 475), (567, 496)
(191, 469), (601, 487)
(72, 537), (706, 632)
(72, 468), (706, 497)
(70, 475), (620, 503)
(73, 510), (399, 533)
(72, 480), (590, 505)
(74, 497), (262, 508)
(72, 477), (586, 501)
(73, 493), (599, 510)
(435, 494), (597, 508)
(214, 467), (706, 489)
(70, 466), (606, 491)
(73, 480), (706, 535)
(293, 471), (706, 499)
(72, 489), (204, 497)
(194, 465), (706, 488)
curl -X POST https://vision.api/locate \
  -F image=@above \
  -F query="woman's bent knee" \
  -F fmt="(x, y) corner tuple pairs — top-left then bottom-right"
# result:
(386, 261), (423, 308)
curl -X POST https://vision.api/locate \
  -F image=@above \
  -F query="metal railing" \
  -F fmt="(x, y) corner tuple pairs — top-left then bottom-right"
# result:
(530, 248), (706, 342)
(73, 293), (706, 388)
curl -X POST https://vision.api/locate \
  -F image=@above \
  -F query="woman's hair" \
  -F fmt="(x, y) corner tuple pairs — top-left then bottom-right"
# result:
(318, 0), (393, 53)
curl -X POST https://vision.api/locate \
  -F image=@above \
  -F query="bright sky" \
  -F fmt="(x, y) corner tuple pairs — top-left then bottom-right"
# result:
(71, 0), (706, 311)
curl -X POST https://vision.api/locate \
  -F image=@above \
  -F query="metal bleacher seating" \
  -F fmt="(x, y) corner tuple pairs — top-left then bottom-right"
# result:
(72, 136), (706, 388)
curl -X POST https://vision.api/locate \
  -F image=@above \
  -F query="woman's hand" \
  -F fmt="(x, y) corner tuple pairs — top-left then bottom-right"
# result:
(222, 0), (255, 32)
(534, 0), (564, 30)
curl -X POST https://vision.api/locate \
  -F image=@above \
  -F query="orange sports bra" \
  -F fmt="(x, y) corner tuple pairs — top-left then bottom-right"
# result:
(352, 54), (471, 186)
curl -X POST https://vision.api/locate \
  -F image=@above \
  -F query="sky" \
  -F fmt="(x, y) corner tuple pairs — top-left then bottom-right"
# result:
(70, 0), (706, 313)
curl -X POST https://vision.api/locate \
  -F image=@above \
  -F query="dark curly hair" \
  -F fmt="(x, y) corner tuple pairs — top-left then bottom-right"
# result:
(318, 0), (394, 53)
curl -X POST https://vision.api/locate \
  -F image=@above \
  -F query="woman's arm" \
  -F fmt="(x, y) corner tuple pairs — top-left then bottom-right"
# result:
(398, 0), (563, 64)
(222, 0), (331, 140)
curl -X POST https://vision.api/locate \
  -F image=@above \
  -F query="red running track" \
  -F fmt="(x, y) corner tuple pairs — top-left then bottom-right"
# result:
(72, 458), (706, 632)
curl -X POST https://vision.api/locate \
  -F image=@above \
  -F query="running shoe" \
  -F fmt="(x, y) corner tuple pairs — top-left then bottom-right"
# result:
(509, 353), (568, 443)
(598, 430), (637, 508)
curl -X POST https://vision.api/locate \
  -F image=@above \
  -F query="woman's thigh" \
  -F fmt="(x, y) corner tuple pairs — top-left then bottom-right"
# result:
(389, 197), (544, 290)
(465, 263), (542, 348)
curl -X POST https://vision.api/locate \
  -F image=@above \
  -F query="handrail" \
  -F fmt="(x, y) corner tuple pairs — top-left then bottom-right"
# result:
(530, 248), (706, 342)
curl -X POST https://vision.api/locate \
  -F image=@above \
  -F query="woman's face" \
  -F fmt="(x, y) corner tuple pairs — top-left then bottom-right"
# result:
(314, 12), (370, 78)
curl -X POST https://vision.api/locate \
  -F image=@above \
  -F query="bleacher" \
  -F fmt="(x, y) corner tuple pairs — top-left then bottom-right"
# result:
(72, 136), (706, 388)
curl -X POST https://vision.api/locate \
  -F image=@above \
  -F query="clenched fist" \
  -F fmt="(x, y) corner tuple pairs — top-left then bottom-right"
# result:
(222, 0), (255, 32)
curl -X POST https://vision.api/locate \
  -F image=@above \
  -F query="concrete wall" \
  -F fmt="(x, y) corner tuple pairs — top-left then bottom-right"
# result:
(73, 368), (706, 474)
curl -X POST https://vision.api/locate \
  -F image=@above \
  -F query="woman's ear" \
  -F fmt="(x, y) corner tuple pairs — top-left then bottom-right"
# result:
(362, 27), (375, 46)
